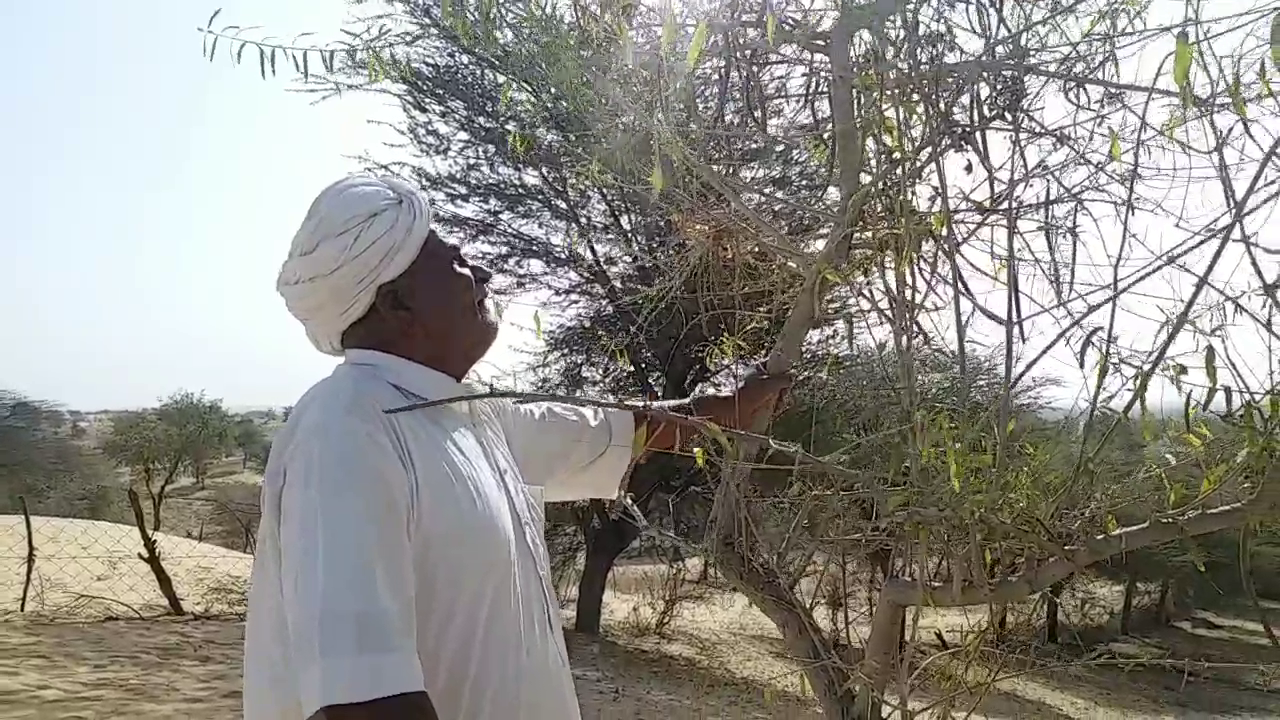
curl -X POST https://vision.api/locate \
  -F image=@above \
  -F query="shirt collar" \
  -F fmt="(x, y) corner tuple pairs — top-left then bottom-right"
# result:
(342, 349), (478, 404)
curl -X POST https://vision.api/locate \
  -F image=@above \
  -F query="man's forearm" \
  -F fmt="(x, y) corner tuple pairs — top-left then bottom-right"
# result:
(308, 692), (439, 720)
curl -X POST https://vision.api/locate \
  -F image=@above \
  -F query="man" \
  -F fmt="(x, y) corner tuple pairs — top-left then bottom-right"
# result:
(243, 175), (790, 720)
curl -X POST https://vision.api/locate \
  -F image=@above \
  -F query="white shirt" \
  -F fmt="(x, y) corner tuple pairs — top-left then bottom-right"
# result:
(243, 349), (635, 720)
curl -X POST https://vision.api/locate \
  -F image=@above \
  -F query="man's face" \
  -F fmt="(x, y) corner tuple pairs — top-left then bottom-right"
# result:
(396, 230), (499, 363)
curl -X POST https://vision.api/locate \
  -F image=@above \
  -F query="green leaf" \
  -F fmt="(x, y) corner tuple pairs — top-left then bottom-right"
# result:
(259, 47), (266, 80)
(270, 47), (278, 76)
(931, 211), (948, 233)
(1173, 31), (1192, 92)
(766, 12), (777, 46)
(499, 80), (513, 109)
(1108, 127), (1121, 162)
(882, 116), (900, 150)
(649, 157), (665, 193)
(206, 8), (223, 31)
(507, 130), (530, 157)
(302, 51), (309, 80)
(1263, 58), (1275, 99)
(1271, 13), (1280, 73)
(661, 11), (678, 56)
(1204, 344), (1218, 387)
(687, 20), (709, 67)
(236, 42), (248, 65)
(1229, 76), (1247, 118)
(209, 35), (219, 63)
(702, 421), (728, 450)
(1200, 467), (1221, 497)
(1105, 514), (1119, 533)
(533, 309), (543, 340)
(693, 446), (706, 467)
(632, 422), (649, 457)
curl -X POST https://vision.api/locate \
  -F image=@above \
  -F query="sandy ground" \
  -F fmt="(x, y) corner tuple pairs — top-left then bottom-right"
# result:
(2, 515), (1279, 718)
(0, 515), (251, 619)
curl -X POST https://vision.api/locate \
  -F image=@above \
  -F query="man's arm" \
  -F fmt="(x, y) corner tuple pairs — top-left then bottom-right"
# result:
(501, 371), (792, 501)
(633, 371), (795, 457)
(501, 401), (635, 502)
(308, 692), (438, 720)
(279, 408), (433, 718)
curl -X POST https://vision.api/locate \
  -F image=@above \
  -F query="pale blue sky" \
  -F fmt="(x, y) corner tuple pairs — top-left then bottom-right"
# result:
(0, 0), (531, 411)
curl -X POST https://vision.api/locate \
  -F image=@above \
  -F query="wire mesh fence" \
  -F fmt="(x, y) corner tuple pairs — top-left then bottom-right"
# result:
(1, 487), (257, 621)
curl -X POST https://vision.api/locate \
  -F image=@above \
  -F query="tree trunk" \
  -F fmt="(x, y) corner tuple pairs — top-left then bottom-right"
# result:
(127, 487), (184, 615)
(574, 510), (641, 635)
(1239, 526), (1279, 646)
(852, 595), (907, 720)
(991, 605), (1008, 643)
(712, 531), (866, 718)
(1119, 570), (1137, 635)
(1045, 581), (1064, 644)
(1157, 578), (1172, 625)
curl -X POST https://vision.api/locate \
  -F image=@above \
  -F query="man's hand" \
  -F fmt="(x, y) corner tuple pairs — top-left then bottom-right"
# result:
(693, 370), (794, 430)
(637, 370), (793, 455)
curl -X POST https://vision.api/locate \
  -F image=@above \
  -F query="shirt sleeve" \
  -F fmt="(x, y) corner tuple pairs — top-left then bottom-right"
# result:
(502, 401), (635, 502)
(277, 408), (426, 717)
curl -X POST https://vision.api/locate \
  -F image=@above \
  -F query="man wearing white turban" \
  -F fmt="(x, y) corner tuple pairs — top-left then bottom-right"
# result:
(243, 175), (791, 720)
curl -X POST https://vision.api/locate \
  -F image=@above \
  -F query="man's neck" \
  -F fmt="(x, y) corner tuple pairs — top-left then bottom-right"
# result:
(344, 342), (472, 382)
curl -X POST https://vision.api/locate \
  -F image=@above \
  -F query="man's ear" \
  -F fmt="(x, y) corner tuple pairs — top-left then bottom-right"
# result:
(372, 284), (413, 317)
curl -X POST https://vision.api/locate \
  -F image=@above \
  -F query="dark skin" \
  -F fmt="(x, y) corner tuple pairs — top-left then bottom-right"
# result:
(317, 230), (790, 720)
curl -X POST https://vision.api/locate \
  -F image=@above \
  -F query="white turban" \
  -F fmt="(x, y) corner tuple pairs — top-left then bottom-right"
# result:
(277, 175), (433, 356)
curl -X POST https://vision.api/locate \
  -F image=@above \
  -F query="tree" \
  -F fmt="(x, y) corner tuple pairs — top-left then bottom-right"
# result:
(103, 390), (237, 614)
(167, 391), (233, 490)
(202, 1), (1280, 715)
(226, 0), (813, 634)
(0, 390), (118, 520)
(233, 417), (269, 470)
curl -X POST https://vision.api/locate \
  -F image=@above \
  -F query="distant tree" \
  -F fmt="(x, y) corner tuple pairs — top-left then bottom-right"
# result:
(102, 390), (237, 615)
(233, 417), (269, 470)
(248, 441), (272, 473)
(0, 390), (118, 519)
(162, 391), (233, 490)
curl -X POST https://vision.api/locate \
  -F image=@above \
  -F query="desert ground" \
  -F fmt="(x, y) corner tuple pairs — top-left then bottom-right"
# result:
(2, 468), (1279, 719)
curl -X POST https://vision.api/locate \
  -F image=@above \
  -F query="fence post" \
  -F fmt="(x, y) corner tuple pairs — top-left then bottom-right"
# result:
(18, 495), (34, 612)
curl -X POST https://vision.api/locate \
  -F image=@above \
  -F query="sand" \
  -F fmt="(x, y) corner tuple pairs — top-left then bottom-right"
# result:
(2, 516), (1279, 718)
(0, 615), (827, 719)
(0, 515), (251, 619)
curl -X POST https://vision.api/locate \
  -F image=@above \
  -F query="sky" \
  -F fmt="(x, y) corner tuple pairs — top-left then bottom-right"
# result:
(0, 0), (534, 411)
(2, 0), (1275, 415)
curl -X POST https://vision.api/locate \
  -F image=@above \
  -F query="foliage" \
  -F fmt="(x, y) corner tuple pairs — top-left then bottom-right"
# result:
(200, 0), (1280, 715)
(0, 390), (121, 520)
(232, 416), (270, 470)
(103, 390), (234, 530)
